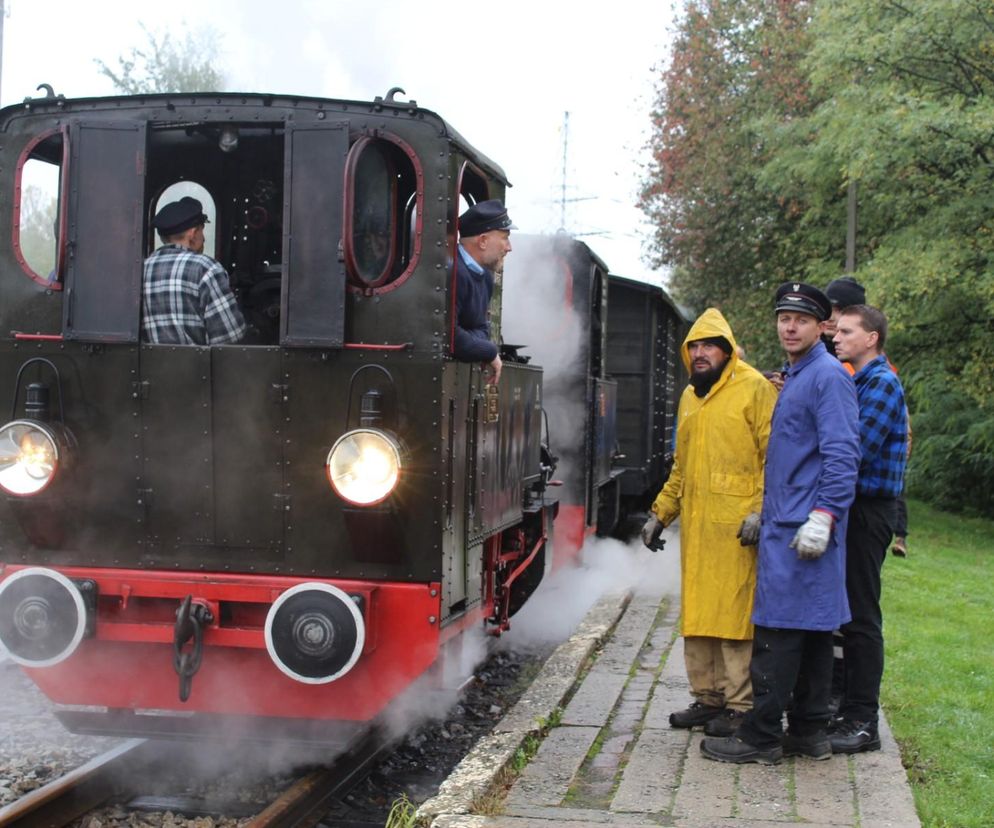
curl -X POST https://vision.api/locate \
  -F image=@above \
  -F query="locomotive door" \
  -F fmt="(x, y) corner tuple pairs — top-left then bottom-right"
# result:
(62, 121), (146, 342)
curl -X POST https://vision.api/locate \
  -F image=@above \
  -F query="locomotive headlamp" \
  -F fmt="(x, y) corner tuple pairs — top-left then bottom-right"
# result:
(326, 428), (402, 506)
(0, 420), (63, 496)
(0, 568), (87, 667)
(264, 582), (365, 684)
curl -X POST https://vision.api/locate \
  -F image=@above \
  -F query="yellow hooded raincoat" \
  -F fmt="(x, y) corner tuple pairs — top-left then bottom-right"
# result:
(652, 308), (778, 641)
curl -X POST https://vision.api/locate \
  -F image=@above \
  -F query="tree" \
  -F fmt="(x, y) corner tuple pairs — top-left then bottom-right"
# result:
(761, 0), (994, 513)
(640, 0), (821, 367)
(645, 0), (994, 514)
(95, 22), (226, 94)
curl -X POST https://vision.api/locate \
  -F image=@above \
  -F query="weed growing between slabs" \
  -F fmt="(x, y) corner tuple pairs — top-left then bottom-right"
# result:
(881, 500), (994, 828)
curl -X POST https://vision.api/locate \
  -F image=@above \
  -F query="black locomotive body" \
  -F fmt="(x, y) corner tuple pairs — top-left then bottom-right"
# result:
(0, 90), (555, 736)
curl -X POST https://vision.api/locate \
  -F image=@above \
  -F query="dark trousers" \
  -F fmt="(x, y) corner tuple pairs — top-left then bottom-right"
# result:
(737, 625), (835, 749)
(893, 494), (908, 537)
(840, 495), (896, 726)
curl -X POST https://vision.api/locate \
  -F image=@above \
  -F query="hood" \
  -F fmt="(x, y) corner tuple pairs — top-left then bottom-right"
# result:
(681, 307), (739, 378)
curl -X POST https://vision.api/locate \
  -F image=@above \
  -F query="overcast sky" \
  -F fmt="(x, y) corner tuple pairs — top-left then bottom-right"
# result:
(1, 0), (675, 281)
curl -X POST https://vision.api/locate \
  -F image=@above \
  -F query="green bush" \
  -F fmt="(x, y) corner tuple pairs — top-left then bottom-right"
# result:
(904, 380), (994, 516)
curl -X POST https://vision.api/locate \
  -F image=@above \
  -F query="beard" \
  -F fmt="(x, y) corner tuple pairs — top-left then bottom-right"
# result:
(689, 362), (727, 397)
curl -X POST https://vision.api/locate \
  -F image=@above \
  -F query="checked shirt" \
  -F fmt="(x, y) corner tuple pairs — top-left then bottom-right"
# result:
(142, 245), (247, 345)
(852, 354), (907, 498)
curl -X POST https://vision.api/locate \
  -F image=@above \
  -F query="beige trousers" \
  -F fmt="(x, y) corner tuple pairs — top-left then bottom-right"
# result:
(683, 635), (753, 711)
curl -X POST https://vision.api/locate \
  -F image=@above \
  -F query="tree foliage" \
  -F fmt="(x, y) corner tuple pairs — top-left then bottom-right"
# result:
(641, 0), (822, 367)
(643, 0), (994, 513)
(95, 23), (226, 95)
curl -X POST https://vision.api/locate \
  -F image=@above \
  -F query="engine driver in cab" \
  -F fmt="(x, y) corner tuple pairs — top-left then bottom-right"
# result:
(142, 196), (247, 346)
(454, 199), (513, 384)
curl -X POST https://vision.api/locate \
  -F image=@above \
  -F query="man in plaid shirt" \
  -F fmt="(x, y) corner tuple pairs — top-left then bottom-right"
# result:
(142, 197), (247, 345)
(830, 304), (908, 753)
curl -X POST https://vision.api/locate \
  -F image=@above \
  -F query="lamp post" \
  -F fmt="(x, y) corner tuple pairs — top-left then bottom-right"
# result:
(846, 179), (857, 273)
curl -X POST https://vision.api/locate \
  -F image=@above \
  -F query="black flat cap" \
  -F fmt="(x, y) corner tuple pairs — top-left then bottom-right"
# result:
(153, 197), (209, 237)
(459, 199), (514, 238)
(825, 276), (866, 308)
(774, 281), (832, 322)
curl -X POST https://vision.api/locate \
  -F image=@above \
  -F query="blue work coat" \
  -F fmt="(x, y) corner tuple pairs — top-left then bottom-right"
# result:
(453, 248), (499, 363)
(753, 340), (860, 631)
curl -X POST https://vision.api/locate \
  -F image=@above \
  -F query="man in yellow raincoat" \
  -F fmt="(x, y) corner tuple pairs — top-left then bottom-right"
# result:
(642, 308), (778, 737)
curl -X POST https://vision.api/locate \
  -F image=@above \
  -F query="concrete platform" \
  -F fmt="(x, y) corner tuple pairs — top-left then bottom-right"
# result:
(419, 538), (921, 827)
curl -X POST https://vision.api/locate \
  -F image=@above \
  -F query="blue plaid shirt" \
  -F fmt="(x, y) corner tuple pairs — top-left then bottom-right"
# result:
(141, 245), (247, 345)
(853, 354), (907, 497)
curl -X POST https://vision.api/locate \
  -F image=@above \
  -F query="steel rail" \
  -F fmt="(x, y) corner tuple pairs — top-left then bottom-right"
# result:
(245, 726), (398, 828)
(0, 739), (157, 828)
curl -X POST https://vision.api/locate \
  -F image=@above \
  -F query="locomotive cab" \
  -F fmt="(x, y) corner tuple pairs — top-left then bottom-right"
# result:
(0, 90), (552, 739)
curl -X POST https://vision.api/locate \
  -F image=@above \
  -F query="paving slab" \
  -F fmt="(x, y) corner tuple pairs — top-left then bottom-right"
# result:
(506, 725), (599, 808)
(735, 759), (794, 823)
(611, 726), (688, 813)
(671, 731), (737, 821)
(559, 670), (630, 728)
(794, 749), (854, 824)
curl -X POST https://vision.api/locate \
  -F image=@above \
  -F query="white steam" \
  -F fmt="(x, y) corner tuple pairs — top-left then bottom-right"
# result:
(500, 528), (680, 654)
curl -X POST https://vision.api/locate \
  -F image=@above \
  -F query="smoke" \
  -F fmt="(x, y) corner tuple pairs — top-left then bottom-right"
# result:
(501, 235), (585, 380)
(380, 625), (490, 742)
(499, 528), (680, 655)
(501, 235), (590, 499)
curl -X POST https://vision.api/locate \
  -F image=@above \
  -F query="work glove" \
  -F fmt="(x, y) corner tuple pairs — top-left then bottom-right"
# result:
(789, 511), (833, 560)
(736, 512), (761, 547)
(641, 515), (666, 552)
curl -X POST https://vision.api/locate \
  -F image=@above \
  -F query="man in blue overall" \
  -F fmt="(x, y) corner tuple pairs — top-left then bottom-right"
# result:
(701, 282), (860, 764)
(453, 199), (513, 385)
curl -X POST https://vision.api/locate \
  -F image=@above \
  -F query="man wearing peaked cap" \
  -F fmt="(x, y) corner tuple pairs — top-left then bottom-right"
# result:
(459, 199), (515, 237)
(702, 281), (860, 765)
(151, 196), (210, 237)
(142, 197), (246, 346)
(774, 281), (832, 322)
(453, 199), (514, 384)
(823, 276), (866, 356)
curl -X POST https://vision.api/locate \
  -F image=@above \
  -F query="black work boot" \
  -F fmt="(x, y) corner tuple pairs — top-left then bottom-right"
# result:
(829, 720), (881, 754)
(669, 701), (724, 729)
(700, 735), (783, 765)
(783, 730), (832, 760)
(703, 708), (746, 737)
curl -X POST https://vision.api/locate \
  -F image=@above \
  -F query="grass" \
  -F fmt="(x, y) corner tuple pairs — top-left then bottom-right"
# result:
(881, 499), (994, 828)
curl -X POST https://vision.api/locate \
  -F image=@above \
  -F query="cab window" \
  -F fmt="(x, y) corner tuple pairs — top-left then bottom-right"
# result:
(15, 130), (67, 288)
(344, 136), (421, 292)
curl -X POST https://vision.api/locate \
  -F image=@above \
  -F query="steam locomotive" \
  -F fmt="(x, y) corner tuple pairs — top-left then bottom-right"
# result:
(0, 88), (685, 741)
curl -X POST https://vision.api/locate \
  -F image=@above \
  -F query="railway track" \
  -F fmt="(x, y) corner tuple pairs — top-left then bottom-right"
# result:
(0, 739), (157, 827)
(0, 726), (398, 828)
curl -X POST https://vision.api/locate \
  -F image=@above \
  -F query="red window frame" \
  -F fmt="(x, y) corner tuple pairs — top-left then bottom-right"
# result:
(13, 127), (69, 291)
(342, 132), (424, 296)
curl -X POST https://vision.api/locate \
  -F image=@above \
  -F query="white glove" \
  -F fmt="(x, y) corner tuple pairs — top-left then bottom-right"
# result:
(737, 512), (761, 546)
(789, 511), (834, 560)
(641, 515), (664, 550)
